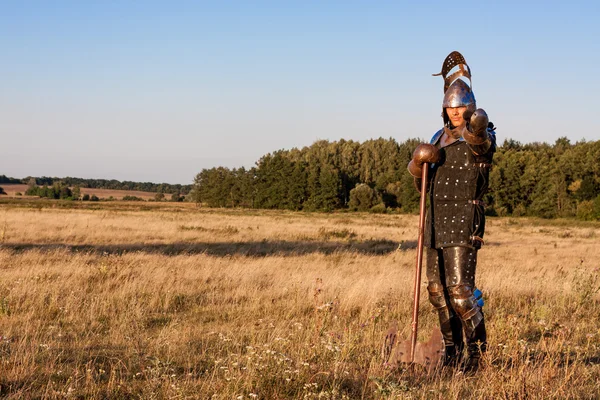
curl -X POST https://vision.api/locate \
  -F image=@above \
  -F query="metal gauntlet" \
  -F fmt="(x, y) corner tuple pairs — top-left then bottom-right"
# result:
(462, 109), (491, 154)
(407, 144), (440, 178)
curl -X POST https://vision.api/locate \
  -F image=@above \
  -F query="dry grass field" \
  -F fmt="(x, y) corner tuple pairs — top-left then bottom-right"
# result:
(0, 201), (599, 399)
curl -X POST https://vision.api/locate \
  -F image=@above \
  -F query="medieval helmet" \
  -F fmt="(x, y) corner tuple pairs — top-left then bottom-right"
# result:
(433, 51), (476, 126)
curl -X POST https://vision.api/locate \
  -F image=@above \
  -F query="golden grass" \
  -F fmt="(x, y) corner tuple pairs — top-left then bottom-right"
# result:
(0, 204), (598, 398)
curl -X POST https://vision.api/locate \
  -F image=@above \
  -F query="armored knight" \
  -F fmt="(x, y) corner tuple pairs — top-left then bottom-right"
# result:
(408, 51), (496, 373)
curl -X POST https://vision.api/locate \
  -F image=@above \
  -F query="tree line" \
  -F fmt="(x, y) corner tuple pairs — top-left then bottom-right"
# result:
(190, 137), (600, 220)
(0, 175), (191, 195)
(25, 180), (80, 200)
(22, 179), (184, 202)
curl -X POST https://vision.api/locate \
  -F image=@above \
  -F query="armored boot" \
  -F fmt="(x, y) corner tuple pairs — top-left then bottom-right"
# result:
(427, 280), (465, 368)
(442, 316), (465, 367)
(462, 318), (487, 374)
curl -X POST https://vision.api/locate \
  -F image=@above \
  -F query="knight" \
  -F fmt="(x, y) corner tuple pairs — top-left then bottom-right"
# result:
(407, 51), (496, 373)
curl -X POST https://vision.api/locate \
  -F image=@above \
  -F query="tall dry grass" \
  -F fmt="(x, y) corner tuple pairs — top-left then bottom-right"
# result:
(0, 204), (598, 398)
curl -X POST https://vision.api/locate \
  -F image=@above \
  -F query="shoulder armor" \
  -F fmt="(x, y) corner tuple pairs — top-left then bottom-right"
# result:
(487, 127), (497, 143)
(430, 128), (444, 145)
(488, 128), (497, 150)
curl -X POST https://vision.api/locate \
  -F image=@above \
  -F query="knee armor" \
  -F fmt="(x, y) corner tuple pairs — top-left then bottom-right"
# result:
(448, 284), (483, 335)
(428, 282), (453, 326)
(427, 282), (448, 312)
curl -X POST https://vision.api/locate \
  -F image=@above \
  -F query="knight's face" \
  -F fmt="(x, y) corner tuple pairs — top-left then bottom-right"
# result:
(446, 106), (467, 128)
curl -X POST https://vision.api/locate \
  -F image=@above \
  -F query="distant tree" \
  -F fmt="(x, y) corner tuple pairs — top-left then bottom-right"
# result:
(57, 182), (72, 199)
(502, 138), (522, 150)
(348, 184), (376, 211)
(25, 179), (39, 196)
(0, 186), (5, 195)
(123, 195), (144, 201)
(396, 173), (420, 213)
(0, 175), (20, 184)
(82, 194), (90, 201)
(154, 192), (165, 201)
(311, 165), (341, 212)
(594, 195), (600, 220)
(287, 161), (308, 210)
(72, 185), (81, 200)
(90, 195), (99, 201)
(576, 200), (595, 221)
(170, 193), (183, 202)
(254, 151), (294, 209)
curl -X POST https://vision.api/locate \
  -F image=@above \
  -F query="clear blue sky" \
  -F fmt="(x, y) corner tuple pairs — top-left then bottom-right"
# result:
(1, 1), (598, 184)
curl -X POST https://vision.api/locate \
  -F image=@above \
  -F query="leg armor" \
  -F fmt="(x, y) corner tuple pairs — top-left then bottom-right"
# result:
(443, 247), (486, 345)
(425, 248), (464, 353)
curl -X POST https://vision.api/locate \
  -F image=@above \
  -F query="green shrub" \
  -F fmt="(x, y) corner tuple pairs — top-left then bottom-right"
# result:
(593, 195), (600, 220)
(123, 195), (144, 201)
(370, 203), (387, 214)
(348, 184), (376, 211)
(576, 200), (595, 220)
(512, 203), (526, 217)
